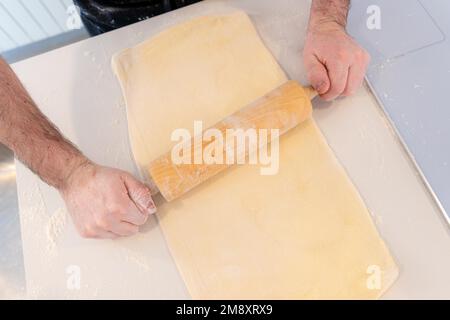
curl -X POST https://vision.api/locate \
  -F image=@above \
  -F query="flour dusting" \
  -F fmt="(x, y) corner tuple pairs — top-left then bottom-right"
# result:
(0, 276), (23, 299)
(124, 252), (152, 272)
(46, 208), (67, 252)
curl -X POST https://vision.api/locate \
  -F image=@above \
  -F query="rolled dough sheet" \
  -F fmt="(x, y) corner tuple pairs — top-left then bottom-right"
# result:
(112, 11), (398, 299)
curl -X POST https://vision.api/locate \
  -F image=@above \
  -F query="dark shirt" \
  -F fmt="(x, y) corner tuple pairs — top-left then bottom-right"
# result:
(73, 0), (202, 35)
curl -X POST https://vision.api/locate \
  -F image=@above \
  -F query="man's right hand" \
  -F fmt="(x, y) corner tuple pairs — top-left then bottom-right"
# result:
(0, 57), (156, 240)
(60, 161), (157, 239)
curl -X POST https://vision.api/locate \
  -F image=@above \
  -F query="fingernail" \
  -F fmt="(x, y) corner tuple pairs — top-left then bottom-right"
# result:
(144, 198), (157, 215)
(314, 81), (325, 93)
(148, 204), (157, 215)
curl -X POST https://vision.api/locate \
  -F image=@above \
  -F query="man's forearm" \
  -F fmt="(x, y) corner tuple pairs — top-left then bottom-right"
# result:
(0, 57), (88, 190)
(309, 0), (350, 29)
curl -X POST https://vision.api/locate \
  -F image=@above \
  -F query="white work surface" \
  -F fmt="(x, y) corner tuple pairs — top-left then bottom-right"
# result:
(11, 0), (450, 299)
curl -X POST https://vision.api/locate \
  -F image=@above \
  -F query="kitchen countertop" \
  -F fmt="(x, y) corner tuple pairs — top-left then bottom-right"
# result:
(0, 143), (25, 298)
(6, 0), (450, 299)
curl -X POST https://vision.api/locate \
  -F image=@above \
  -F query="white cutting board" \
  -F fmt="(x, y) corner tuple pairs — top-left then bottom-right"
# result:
(12, 0), (450, 299)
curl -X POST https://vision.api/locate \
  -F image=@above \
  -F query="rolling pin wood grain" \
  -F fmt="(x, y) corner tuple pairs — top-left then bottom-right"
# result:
(148, 80), (315, 201)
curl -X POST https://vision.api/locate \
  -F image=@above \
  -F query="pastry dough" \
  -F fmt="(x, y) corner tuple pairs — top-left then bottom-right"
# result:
(112, 11), (398, 299)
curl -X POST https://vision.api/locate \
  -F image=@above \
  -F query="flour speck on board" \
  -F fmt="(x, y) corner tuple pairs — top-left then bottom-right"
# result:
(122, 248), (152, 272)
(124, 253), (151, 272)
(46, 208), (68, 252)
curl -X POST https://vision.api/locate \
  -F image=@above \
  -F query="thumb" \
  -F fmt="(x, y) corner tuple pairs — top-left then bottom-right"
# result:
(306, 58), (330, 95)
(123, 173), (157, 215)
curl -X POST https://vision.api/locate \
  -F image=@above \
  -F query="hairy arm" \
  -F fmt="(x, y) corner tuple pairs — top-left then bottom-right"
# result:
(0, 57), (155, 239)
(309, 0), (350, 29)
(0, 57), (87, 189)
(304, 0), (370, 100)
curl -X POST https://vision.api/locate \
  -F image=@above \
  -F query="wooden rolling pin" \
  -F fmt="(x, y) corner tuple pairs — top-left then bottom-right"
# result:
(148, 80), (316, 201)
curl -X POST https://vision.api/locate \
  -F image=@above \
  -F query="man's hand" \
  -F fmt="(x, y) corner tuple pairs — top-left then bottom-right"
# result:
(0, 58), (156, 240)
(60, 161), (157, 239)
(304, 0), (371, 101)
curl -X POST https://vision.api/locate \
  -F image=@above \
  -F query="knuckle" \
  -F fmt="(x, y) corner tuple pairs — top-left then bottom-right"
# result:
(97, 217), (111, 229)
(357, 49), (371, 64)
(111, 210), (125, 221)
(310, 71), (325, 83)
(118, 209), (129, 218)
(79, 229), (89, 238)
(329, 84), (345, 96)
(110, 203), (126, 216)
(363, 50), (371, 62)
(80, 226), (95, 238)
(324, 88), (343, 100)
(337, 49), (350, 61)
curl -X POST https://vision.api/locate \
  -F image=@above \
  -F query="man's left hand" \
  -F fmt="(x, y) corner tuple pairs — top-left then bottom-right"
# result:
(303, 22), (371, 101)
